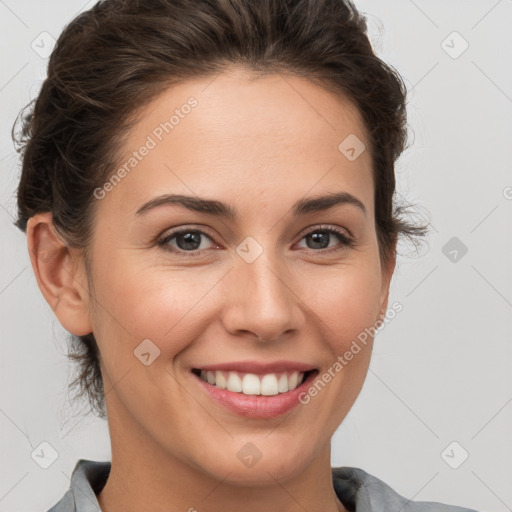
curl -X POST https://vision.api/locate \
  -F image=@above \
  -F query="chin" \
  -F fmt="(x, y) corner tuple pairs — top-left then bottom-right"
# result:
(192, 441), (316, 487)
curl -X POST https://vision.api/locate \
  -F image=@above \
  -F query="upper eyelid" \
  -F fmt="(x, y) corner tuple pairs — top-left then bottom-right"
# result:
(297, 223), (353, 240)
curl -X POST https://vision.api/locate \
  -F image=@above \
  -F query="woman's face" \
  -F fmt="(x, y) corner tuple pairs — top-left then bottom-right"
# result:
(81, 67), (394, 483)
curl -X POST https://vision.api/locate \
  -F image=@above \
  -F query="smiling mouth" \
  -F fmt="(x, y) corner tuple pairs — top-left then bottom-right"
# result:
(191, 368), (318, 396)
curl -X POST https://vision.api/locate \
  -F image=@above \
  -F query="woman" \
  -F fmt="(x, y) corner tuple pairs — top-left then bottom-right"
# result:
(13, 0), (479, 511)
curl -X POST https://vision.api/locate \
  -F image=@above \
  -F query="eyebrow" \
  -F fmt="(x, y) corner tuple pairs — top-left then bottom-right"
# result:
(135, 191), (366, 219)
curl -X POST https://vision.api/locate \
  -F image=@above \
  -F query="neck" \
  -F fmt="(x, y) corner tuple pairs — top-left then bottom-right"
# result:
(97, 424), (347, 512)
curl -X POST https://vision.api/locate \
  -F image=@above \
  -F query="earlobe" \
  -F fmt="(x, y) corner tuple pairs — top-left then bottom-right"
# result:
(26, 212), (93, 336)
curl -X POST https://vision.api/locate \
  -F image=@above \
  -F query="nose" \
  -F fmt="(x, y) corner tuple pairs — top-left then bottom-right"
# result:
(220, 247), (305, 343)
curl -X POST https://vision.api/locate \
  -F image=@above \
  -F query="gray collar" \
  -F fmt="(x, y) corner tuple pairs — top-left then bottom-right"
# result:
(47, 459), (479, 512)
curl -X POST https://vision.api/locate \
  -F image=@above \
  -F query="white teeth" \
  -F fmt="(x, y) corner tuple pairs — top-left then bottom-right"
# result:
(278, 373), (289, 393)
(288, 370), (299, 390)
(215, 370), (227, 389)
(242, 374), (260, 395)
(260, 374), (279, 396)
(226, 372), (243, 392)
(198, 369), (306, 395)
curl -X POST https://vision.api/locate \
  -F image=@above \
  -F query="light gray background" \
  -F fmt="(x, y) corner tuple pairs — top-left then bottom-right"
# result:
(1, 1), (511, 511)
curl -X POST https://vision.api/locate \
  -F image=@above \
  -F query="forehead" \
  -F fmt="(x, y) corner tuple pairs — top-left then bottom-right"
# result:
(99, 67), (374, 221)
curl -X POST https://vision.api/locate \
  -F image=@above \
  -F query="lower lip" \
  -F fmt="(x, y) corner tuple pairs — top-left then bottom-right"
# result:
(192, 370), (319, 419)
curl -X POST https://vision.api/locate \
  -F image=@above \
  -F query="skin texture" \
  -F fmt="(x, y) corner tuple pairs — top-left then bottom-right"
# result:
(27, 66), (396, 512)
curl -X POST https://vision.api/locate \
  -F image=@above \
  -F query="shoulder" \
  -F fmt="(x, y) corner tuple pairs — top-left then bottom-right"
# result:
(332, 466), (480, 512)
(46, 488), (75, 512)
(46, 459), (111, 512)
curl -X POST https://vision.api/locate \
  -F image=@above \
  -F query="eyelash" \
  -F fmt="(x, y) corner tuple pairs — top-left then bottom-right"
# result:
(156, 224), (355, 256)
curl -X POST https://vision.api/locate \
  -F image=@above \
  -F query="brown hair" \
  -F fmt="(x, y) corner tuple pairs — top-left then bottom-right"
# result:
(13, 0), (429, 419)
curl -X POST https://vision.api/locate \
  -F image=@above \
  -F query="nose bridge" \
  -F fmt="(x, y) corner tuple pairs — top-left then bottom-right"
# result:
(244, 248), (288, 304)
(223, 235), (302, 340)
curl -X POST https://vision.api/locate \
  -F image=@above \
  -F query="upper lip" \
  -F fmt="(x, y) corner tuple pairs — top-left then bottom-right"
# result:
(193, 360), (317, 375)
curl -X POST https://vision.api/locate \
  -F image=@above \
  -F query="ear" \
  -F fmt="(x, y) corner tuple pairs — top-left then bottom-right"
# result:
(26, 212), (93, 336)
(378, 245), (397, 320)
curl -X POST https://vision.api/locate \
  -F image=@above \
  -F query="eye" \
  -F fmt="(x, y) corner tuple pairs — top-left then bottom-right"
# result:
(157, 227), (217, 254)
(296, 225), (354, 253)
(156, 224), (354, 256)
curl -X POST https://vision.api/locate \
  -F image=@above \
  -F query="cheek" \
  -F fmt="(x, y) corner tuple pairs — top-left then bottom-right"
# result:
(300, 257), (383, 344)
(90, 256), (222, 363)
(308, 275), (379, 395)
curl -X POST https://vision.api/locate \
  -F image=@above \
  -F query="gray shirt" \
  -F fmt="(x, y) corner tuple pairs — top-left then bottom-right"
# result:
(47, 459), (479, 512)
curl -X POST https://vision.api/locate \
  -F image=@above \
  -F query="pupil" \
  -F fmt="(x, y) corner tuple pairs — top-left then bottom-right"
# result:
(309, 231), (329, 249)
(178, 232), (201, 250)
